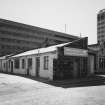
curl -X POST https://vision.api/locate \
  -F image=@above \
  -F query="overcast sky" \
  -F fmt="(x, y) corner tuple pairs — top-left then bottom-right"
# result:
(0, 0), (105, 44)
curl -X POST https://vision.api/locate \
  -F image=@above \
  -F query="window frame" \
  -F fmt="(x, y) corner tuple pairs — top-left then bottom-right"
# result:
(21, 59), (25, 69)
(44, 56), (49, 70)
(28, 58), (32, 69)
(14, 58), (20, 69)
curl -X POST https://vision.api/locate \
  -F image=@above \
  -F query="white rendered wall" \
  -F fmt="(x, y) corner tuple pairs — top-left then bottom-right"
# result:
(13, 57), (26, 75)
(39, 52), (57, 80)
(11, 51), (57, 80)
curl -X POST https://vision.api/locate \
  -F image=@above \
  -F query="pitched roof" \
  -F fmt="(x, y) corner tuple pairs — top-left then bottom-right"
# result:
(88, 43), (99, 51)
(12, 42), (71, 58)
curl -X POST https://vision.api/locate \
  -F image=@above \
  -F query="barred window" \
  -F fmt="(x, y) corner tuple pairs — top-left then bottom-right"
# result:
(22, 59), (25, 69)
(14, 59), (20, 69)
(44, 56), (49, 70)
(28, 58), (32, 69)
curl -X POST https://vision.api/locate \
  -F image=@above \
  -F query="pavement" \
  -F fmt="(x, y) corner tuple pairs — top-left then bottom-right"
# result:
(0, 73), (105, 105)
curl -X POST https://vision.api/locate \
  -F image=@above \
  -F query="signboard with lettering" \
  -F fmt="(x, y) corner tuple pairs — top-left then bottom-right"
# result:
(64, 47), (88, 57)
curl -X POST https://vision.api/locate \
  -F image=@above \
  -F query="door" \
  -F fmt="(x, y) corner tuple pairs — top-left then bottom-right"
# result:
(73, 57), (87, 78)
(36, 57), (40, 77)
(11, 61), (13, 73)
(80, 57), (88, 77)
(89, 55), (94, 75)
(27, 58), (32, 76)
(6, 62), (8, 73)
(73, 58), (80, 78)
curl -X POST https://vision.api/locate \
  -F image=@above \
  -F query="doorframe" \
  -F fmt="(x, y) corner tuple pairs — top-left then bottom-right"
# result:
(11, 61), (13, 73)
(36, 57), (40, 77)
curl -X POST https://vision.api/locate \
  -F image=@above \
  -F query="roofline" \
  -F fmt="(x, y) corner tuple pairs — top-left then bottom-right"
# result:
(88, 43), (98, 47)
(66, 37), (88, 44)
(11, 37), (87, 58)
(12, 42), (71, 58)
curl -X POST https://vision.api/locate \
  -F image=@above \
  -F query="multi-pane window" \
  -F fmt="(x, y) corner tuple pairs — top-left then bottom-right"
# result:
(44, 56), (49, 70)
(22, 59), (25, 69)
(28, 58), (32, 69)
(14, 59), (20, 69)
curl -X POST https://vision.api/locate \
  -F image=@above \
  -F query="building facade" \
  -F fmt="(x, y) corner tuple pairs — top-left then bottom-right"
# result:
(88, 43), (105, 73)
(0, 18), (79, 57)
(0, 37), (95, 80)
(96, 9), (105, 73)
(97, 9), (105, 43)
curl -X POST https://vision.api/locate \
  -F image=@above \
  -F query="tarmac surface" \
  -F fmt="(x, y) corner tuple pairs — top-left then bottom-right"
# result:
(0, 73), (105, 105)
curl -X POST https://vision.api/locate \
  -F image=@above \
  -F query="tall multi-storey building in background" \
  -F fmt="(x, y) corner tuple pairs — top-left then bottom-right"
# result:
(88, 9), (105, 73)
(97, 9), (105, 72)
(0, 18), (79, 57)
(97, 9), (105, 43)
(97, 9), (105, 56)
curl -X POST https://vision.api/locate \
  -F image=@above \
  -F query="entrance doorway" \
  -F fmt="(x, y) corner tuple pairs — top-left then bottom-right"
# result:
(53, 57), (73, 80)
(36, 57), (40, 77)
(11, 61), (13, 73)
(88, 55), (94, 75)
(74, 57), (88, 78)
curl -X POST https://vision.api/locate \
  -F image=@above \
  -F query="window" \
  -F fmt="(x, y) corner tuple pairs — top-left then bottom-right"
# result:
(22, 59), (25, 69)
(101, 13), (105, 20)
(28, 58), (32, 69)
(14, 59), (20, 69)
(44, 56), (49, 70)
(104, 59), (105, 68)
(4, 63), (6, 69)
(8, 60), (11, 68)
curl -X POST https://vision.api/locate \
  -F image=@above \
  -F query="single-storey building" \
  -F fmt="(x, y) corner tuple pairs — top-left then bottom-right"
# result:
(0, 55), (13, 73)
(0, 37), (95, 80)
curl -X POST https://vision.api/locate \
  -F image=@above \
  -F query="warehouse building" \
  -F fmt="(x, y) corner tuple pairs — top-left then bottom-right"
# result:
(0, 37), (95, 80)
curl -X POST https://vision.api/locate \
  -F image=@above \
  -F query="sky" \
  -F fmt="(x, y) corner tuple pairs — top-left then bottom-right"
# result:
(0, 0), (105, 44)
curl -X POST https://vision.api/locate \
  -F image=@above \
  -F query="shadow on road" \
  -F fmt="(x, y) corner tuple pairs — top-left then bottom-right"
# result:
(29, 74), (105, 88)
(1, 72), (105, 88)
(49, 75), (105, 88)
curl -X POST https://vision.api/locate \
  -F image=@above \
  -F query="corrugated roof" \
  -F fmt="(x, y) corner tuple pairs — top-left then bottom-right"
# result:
(12, 42), (71, 58)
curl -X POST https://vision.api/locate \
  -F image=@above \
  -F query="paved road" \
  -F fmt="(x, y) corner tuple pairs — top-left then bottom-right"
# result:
(0, 73), (105, 105)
